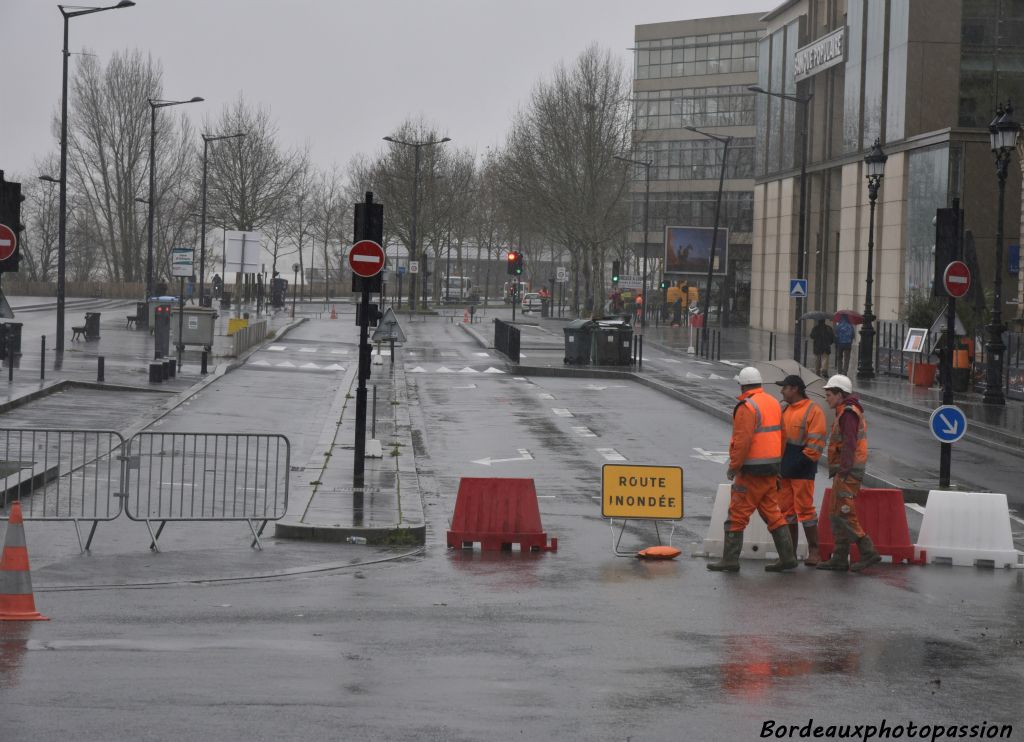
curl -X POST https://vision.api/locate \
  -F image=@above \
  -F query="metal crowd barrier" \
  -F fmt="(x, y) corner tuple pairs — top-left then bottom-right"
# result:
(494, 318), (521, 362)
(0, 429), (125, 551)
(123, 432), (289, 550)
(231, 318), (268, 357)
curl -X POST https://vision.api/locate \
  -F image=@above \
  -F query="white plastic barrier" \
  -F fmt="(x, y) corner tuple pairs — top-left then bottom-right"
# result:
(701, 483), (808, 560)
(915, 490), (1021, 568)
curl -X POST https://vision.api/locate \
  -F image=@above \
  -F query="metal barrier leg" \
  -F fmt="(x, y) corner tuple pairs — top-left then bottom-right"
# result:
(84, 521), (99, 552)
(73, 519), (84, 553)
(147, 520), (166, 552)
(248, 519), (267, 550)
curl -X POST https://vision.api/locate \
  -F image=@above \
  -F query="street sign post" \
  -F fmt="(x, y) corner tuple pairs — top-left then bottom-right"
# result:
(409, 261), (419, 274)
(0, 224), (16, 261)
(789, 278), (808, 298)
(929, 405), (967, 444)
(942, 260), (971, 298)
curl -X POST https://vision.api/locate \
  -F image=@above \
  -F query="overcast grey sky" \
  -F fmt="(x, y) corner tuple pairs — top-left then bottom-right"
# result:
(1, 0), (769, 180)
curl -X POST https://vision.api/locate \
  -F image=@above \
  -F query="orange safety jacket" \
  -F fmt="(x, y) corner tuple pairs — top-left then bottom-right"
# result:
(828, 400), (868, 480)
(730, 387), (783, 476)
(780, 397), (827, 480)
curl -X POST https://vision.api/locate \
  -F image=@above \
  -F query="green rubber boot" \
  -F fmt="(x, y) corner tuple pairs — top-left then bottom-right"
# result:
(851, 534), (883, 572)
(765, 526), (798, 572)
(816, 537), (849, 571)
(708, 524), (743, 572)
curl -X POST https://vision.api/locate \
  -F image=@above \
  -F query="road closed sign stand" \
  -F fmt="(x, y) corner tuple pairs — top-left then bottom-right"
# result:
(601, 464), (684, 556)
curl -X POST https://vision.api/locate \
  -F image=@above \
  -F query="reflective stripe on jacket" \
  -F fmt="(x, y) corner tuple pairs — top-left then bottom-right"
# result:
(730, 387), (782, 476)
(828, 401), (868, 479)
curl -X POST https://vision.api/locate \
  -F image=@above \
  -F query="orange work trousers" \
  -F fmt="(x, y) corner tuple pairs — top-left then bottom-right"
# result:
(777, 478), (818, 526)
(828, 474), (866, 541)
(727, 473), (787, 532)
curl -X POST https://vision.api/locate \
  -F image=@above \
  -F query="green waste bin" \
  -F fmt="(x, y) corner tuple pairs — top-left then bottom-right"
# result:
(563, 319), (595, 365)
(592, 320), (633, 366)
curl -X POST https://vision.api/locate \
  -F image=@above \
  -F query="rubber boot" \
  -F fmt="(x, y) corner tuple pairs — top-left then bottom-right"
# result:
(708, 525), (743, 572)
(788, 522), (800, 559)
(765, 526), (798, 572)
(851, 534), (882, 572)
(817, 537), (849, 571)
(802, 524), (821, 566)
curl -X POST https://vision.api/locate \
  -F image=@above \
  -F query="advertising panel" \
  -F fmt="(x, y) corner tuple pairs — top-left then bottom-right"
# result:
(665, 225), (728, 276)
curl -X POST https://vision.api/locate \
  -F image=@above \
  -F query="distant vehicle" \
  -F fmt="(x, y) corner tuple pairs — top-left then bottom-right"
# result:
(521, 292), (543, 313)
(442, 276), (473, 304)
(503, 281), (527, 304)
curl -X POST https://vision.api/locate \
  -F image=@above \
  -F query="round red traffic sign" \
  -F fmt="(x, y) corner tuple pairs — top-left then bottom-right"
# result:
(943, 260), (971, 298)
(348, 239), (385, 278)
(0, 224), (16, 262)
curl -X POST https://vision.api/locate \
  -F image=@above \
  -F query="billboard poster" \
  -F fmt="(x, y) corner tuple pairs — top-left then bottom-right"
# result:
(664, 226), (728, 275)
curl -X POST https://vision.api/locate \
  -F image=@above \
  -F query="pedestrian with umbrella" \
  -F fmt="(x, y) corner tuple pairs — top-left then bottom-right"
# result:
(809, 317), (834, 376)
(834, 312), (857, 375)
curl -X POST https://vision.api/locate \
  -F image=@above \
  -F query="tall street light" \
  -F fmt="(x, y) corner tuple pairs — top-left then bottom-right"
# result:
(685, 125), (733, 350)
(55, 1), (135, 358)
(147, 96), (203, 301)
(201, 132), (245, 306)
(856, 139), (887, 380)
(984, 102), (1020, 405)
(614, 155), (652, 334)
(749, 85), (813, 362)
(382, 135), (451, 311)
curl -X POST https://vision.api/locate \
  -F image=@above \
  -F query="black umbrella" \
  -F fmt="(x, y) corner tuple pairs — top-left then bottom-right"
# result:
(800, 310), (830, 321)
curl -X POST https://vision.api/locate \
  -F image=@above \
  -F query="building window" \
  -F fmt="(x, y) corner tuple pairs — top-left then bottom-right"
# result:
(634, 86), (755, 130)
(635, 138), (756, 180)
(635, 31), (760, 80)
(632, 191), (754, 234)
(905, 146), (949, 295)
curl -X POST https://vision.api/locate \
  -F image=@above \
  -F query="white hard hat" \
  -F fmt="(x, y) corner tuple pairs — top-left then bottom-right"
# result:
(824, 374), (853, 394)
(736, 366), (763, 385)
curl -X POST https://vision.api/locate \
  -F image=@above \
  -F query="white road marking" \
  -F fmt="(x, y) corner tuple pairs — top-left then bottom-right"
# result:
(552, 408), (573, 417)
(268, 346), (287, 352)
(408, 366), (427, 373)
(572, 426), (597, 438)
(720, 360), (744, 367)
(709, 373), (728, 380)
(435, 366), (453, 373)
(458, 367), (479, 373)
(686, 372), (704, 379)
(584, 384), (607, 391)
(324, 364), (345, 371)
(252, 360), (271, 366)
(475, 352), (491, 357)
(691, 447), (729, 464)
(472, 448), (534, 466)
(693, 360), (713, 366)
(484, 367), (505, 374)
(454, 383), (477, 390)
(662, 358), (682, 364)
(276, 361), (295, 368)
(441, 352), (460, 357)
(513, 376), (527, 381)
(596, 447), (626, 461)
(538, 393), (555, 400)
(299, 347), (317, 353)
(331, 349), (349, 354)
(300, 362), (320, 369)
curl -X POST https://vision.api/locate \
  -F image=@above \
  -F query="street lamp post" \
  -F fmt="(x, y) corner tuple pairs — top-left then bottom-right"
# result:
(147, 96), (203, 302)
(613, 154), (652, 332)
(200, 132), (245, 307)
(857, 139), (888, 380)
(749, 85), (813, 362)
(55, 1), (135, 359)
(383, 135), (450, 311)
(291, 262), (299, 319)
(984, 102), (1021, 405)
(685, 126), (733, 350)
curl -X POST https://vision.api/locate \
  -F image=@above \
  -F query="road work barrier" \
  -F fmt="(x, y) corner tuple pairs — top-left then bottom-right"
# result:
(123, 432), (289, 551)
(701, 483), (809, 560)
(915, 490), (1021, 568)
(0, 428), (125, 551)
(447, 477), (557, 552)
(817, 487), (921, 565)
(0, 501), (48, 621)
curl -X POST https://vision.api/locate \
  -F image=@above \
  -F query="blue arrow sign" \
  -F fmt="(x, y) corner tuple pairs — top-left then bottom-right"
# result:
(929, 405), (967, 443)
(789, 278), (808, 298)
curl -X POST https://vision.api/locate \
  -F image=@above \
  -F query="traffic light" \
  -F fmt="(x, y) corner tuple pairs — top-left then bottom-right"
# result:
(514, 252), (524, 275)
(660, 278), (669, 290)
(507, 250), (519, 275)
(612, 260), (621, 284)
(0, 172), (25, 274)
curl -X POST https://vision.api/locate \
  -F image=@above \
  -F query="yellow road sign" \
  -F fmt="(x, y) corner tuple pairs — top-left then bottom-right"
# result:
(601, 464), (684, 519)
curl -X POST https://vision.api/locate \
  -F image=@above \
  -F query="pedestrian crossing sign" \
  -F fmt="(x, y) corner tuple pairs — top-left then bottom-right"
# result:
(789, 279), (808, 298)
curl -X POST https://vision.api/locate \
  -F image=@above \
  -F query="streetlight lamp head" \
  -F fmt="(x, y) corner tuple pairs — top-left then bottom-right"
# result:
(115, 1), (135, 7)
(189, 97), (204, 103)
(864, 138), (887, 179)
(990, 101), (1021, 153)
(747, 85), (766, 94)
(440, 137), (451, 143)
(39, 175), (61, 184)
(383, 136), (395, 143)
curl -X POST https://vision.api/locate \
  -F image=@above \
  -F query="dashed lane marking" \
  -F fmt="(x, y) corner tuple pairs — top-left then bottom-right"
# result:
(572, 426), (597, 438)
(552, 408), (573, 417)
(596, 447), (626, 461)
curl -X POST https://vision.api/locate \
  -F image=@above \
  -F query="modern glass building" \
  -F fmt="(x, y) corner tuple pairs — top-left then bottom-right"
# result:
(752, 0), (1022, 335)
(631, 13), (766, 324)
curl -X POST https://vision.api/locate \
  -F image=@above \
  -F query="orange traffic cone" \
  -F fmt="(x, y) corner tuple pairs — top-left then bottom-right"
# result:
(330, 304), (337, 320)
(0, 502), (48, 621)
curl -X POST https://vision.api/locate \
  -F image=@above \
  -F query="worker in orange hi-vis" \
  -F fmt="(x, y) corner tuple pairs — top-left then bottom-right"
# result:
(817, 374), (882, 573)
(708, 367), (797, 573)
(775, 374), (827, 566)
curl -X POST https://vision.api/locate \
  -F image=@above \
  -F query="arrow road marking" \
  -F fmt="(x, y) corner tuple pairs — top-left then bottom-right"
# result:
(472, 448), (534, 466)
(691, 447), (730, 464)
(938, 413), (959, 435)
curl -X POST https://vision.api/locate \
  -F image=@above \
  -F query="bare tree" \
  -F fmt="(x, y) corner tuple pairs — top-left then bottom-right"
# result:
(312, 165), (345, 301)
(498, 45), (633, 313)
(20, 155), (61, 281)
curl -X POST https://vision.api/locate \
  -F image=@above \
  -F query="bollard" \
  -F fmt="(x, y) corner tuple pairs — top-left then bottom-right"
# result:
(165, 358), (176, 379)
(638, 335), (643, 371)
(716, 329), (722, 361)
(371, 384), (377, 439)
(769, 332), (775, 361)
(97, 356), (104, 383)
(149, 361), (163, 383)
(201, 350), (208, 375)
(40, 336), (45, 381)
(7, 344), (13, 382)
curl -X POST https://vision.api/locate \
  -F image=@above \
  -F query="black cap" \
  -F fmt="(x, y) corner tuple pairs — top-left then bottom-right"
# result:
(775, 374), (806, 392)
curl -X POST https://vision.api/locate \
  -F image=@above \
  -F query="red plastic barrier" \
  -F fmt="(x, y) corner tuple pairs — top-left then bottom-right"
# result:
(447, 478), (557, 552)
(817, 487), (922, 565)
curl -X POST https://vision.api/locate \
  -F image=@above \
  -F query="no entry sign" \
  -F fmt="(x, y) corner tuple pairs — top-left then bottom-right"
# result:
(943, 260), (971, 298)
(0, 224), (16, 261)
(349, 239), (385, 278)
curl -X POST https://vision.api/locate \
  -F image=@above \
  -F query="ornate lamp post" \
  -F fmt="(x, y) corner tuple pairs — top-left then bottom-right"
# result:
(983, 102), (1020, 405)
(856, 138), (887, 380)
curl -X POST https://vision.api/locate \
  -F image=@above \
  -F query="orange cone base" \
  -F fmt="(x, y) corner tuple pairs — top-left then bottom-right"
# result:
(0, 594), (48, 621)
